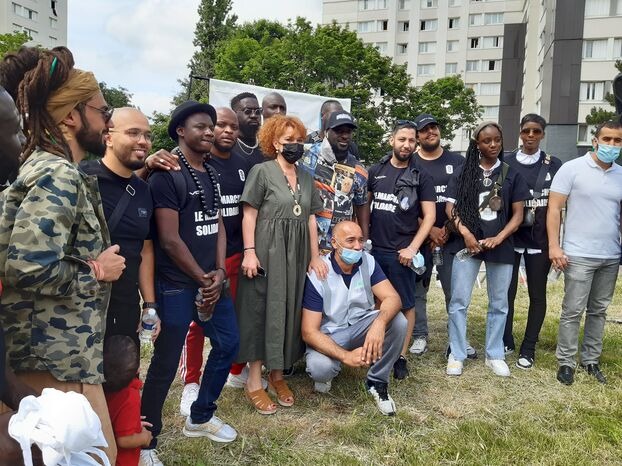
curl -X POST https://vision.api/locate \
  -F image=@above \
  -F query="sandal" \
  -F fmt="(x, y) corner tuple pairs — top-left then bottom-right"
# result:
(267, 374), (294, 407)
(244, 386), (277, 415)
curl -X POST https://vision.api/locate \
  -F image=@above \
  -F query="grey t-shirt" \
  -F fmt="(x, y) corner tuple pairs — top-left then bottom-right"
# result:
(550, 153), (622, 259)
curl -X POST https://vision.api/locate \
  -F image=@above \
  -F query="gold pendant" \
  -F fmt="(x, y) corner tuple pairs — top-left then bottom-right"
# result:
(293, 204), (302, 216)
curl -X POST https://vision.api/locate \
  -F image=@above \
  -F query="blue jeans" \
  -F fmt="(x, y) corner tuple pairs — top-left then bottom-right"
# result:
(141, 280), (239, 448)
(447, 257), (513, 361)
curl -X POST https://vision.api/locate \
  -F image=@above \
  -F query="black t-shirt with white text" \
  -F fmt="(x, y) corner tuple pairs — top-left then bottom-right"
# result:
(231, 141), (265, 167)
(149, 167), (219, 287)
(414, 149), (464, 228)
(368, 159), (436, 252)
(446, 163), (531, 264)
(207, 152), (251, 257)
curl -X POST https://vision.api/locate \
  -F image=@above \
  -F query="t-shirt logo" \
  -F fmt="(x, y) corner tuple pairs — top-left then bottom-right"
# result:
(189, 190), (201, 196)
(400, 196), (410, 211)
(446, 165), (453, 174)
(137, 208), (148, 218)
(545, 173), (551, 181)
(239, 169), (246, 182)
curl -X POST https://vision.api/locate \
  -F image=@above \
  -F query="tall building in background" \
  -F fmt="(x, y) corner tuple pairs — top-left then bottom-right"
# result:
(0, 0), (67, 49)
(323, 0), (621, 159)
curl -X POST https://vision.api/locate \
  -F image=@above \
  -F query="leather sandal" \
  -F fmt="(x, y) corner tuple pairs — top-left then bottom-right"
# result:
(267, 374), (294, 407)
(244, 386), (277, 415)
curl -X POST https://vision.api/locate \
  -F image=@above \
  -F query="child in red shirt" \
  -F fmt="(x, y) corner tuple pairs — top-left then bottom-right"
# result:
(103, 335), (152, 466)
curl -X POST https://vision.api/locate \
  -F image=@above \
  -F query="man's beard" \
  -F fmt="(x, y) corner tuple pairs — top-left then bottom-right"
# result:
(119, 153), (145, 170)
(419, 139), (440, 153)
(393, 147), (413, 163)
(76, 110), (106, 157)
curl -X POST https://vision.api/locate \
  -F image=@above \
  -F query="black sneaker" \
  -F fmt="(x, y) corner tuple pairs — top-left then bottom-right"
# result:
(446, 345), (478, 360)
(516, 355), (534, 370)
(393, 355), (409, 380)
(365, 380), (396, 416)
(557, 365), (575, 385)
(581, 363), (607, 384)
(282, 366), (295, 377)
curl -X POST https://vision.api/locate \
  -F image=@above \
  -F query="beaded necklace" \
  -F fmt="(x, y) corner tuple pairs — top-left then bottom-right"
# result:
(174, 147), (220, 217)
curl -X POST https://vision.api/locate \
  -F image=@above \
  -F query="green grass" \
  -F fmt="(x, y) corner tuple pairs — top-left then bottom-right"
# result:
(141, 278), (622, 465)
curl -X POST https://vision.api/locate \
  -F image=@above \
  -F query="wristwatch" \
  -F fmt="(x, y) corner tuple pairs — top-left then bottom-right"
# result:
(142, 302), (159, 310)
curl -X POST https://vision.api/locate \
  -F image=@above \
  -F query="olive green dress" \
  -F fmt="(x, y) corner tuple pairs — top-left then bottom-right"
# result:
(235, 160), (322, 369)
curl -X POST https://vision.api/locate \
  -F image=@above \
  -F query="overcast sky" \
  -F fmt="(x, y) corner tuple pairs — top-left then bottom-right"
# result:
(67, 0), (323, 116)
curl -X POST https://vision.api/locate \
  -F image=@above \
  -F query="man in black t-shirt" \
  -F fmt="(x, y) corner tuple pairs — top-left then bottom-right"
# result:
(230, 92), (265, 166)
(141, 101), (240, 464)
(81, 108), (157, 347)
(367, 121), (436, 380)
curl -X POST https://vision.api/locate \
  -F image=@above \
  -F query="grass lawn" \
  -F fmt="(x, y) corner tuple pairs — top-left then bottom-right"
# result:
(141, 277), (622, 465)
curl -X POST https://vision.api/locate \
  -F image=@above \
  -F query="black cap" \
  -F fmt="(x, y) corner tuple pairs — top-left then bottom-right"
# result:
(413, 113), (438, 130)
(168, 100), (217, 141)
(325, 110), (358, 130)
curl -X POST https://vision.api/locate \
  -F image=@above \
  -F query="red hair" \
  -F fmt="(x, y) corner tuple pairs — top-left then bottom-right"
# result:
(258, 115), (306, 158)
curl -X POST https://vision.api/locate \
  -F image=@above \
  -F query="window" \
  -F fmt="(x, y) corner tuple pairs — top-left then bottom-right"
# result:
(378, 19), (389, 31)
(12, 3), (38, 21)
(470, 37), (480, 49)
(487, 59), (501, 71)
(375, 42), (388, 54)
(399, 21), (410, 32)
(397, 43), (408, 54)
(615, 38), (622, 58)
(480, 83), (501, 95)
(583, 39), (608, 58)
(420, 19), (438, 31)
(447, 40), (459, 52)
(49, 17), (58, 29)
(357, 21), (376, 33)
(483, 106), (499, 118)
(445, 63), (458, 75)
(483, 36), (503, 48)
(449, 0), (462, 5)
(419, 41), (436, 53)
(618, 0), (622, 14)
(398, 0), (411, 9)
(448, 17), (460, 29)
(577, 124), (597, 142)
(580, 81), (605, 100)
(49, 36), (57, 42)
(484, 12), (504, 24)
(421, 0), (438, 7)
(469, 14), (483, 26)
(359, 0), (387, 10)
(585, 0), (610, 16)
(466, 60), (480, 71)
(12, 23), (36, 38)
(417, 64), (435, 76)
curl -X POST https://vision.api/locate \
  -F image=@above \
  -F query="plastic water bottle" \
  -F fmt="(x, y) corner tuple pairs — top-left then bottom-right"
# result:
(548, 267), (562, 282)
(364, 239), (372, 252)
(139, 308), (159, 344)
(432, 246), (443, 266)
(195, 289), (213, 322)
(409, 252), (427, 275)
(455, 247), (476, 262)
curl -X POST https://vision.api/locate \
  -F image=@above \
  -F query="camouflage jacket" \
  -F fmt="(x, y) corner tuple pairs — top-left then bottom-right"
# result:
(0, 150), (111, 384)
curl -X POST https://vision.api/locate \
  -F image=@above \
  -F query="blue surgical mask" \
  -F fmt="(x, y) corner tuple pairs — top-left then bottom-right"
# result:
(412, 252), (425, 268)
(337, 242), (363, 265)
(596, 144), (621, 164)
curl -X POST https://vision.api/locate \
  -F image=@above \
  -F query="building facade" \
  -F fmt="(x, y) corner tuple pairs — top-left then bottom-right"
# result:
(322, 0), (621, 159)
(0, 0), (67, 50)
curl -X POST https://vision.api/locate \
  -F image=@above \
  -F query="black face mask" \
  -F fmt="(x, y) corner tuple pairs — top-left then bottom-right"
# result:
(281, 143), (305, 164)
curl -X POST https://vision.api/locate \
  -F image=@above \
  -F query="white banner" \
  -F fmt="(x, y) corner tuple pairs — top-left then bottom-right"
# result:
(208, 78), (351, 132)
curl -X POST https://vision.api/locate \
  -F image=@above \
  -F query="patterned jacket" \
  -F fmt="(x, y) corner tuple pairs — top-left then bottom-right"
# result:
(0, 150), (111, 384)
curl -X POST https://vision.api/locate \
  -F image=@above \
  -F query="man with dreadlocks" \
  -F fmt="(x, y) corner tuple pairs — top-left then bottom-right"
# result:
(444, 121), (530, 378)
(0, 46), (125, 463)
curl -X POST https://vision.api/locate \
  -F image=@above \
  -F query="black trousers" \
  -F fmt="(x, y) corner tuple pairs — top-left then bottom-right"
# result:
(503, 250), (551, 359)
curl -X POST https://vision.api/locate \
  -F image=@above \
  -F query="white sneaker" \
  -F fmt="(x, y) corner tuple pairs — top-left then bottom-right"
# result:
(139, 449), (164, 466)
(486, 359), (511, 377)
(225, 365), (268, 389)
(179, 383), (199, 417)
(182, 415), (237, 443)
(365, 381), (396, 416)
(313, 380), (332, 393)
(409, 337), (428, 355)
(446, 354), (463, 376)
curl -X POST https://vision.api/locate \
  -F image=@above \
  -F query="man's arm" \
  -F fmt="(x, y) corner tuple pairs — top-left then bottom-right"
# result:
(138, 240), (155, 302)
(354, 203), (370, 241)
(547, 191), (569, 270)
(398, 200), (436, 266)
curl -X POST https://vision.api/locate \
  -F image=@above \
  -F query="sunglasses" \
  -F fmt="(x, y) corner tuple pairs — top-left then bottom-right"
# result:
(84, 103), (113, 123)
(242, 107), (263, 116)
(520, 128), (543, 135)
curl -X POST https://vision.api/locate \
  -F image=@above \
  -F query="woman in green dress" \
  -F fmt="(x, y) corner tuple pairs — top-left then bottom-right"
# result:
(236, 115), (326, 414)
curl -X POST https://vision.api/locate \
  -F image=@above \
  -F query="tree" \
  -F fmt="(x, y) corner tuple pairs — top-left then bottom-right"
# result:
(211, 19), (480, 161)
(99, 82), (133, 108)
(176, 0), (238, 103)
(585, 60), (622, 127)
(149, 111), (176, 153)
(0, 31), (29, 58)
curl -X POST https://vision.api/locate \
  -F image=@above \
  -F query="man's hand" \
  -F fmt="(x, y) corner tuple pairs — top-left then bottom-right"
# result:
(342, 347), (370, 368)
(145, 149), (181, 172)
(95, 245), (126, 281)
(361, 319), (386, 364)
(428, 226), (448, 247)
(200, 269), (225, 304)
(463, 233), (483, 254)
(549, 245), (569, 270)
(398, 247), (416, 267)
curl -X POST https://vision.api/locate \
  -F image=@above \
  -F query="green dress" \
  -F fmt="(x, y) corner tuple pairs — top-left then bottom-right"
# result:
(235, 160), (322, 369)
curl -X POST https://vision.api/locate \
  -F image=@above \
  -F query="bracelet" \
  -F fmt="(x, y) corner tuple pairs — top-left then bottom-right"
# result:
(142, 302), (159, 310)
(244, 246), (255, 251)
(216, 267), (226, 276)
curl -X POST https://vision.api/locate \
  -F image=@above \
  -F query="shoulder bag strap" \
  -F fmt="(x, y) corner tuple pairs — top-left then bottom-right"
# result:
(106, 178), (137, 234)
(531, 154), (551, 200)
(479, 162), (509, 210)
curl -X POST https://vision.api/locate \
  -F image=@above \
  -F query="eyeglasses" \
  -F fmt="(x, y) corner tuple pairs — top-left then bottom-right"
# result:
(108, 129), (153, 143)
(242, 107), (263, 116)
(520, 128), (543, 135)
(84, 103), (113, 123)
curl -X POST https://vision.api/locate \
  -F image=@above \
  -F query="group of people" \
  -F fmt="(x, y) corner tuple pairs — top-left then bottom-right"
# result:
(0, 44), (621, 466)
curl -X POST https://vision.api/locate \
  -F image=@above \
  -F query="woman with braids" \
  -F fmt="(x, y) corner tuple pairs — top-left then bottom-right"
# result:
(444, 121), (530, 378)
(236, 115), (325, 415)
(0, 46), (124, 464)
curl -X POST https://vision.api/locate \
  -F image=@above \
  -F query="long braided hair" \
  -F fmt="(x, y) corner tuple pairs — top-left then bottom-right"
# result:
(0, 46), (75, 161)
(450, 122), (504, 235)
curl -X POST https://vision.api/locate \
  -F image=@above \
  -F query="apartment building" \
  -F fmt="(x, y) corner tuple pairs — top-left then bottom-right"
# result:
(0, 0), (67, 50)
(322, 0), (622, 159)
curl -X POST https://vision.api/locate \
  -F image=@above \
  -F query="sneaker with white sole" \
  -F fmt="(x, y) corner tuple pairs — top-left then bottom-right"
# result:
(182, 415), (237, 443)
(485, 358), (511, 377)
(179, 382), (199, 417)
(314, 380), (332, 393)
(409, 337), (428, 355)
(139, 449), (164, 466)
(225, 365), (267, 389)
(365, 380), (396, 416)
(446, 353), (463, 376)
(504, 346), (515, 356)
(466, 344), (478, 359)
(516, 355), (534, 370)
